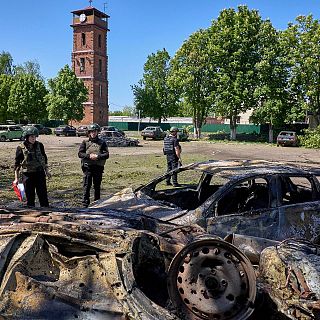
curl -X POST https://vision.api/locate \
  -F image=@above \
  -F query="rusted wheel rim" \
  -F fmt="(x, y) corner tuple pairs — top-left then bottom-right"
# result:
(167, 238), (256, 320)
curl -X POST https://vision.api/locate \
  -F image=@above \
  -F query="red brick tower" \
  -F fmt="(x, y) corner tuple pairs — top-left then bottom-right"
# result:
(71, 6), (109, 125)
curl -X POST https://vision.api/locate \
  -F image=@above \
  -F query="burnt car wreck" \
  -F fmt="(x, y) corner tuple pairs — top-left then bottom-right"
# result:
(0, 208), (258, 320)
(1, 160), (320, 319)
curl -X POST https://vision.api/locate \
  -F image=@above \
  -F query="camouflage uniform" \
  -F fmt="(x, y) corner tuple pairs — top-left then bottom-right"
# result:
(78, 125), (109, 207)
(15, 140), (49, 207)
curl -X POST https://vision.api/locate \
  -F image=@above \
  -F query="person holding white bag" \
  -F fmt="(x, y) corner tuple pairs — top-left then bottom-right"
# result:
(13, 126), (51, 207)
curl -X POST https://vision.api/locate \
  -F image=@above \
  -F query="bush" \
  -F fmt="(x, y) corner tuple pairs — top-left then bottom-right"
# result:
(299, 126), (320, 148)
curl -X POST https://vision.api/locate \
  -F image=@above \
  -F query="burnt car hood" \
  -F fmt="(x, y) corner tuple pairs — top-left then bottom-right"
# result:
(91, 187), (190, 222)
(0, 208), (257, 320)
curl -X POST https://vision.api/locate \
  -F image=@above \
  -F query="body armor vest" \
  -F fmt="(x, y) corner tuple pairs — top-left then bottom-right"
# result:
(163, 136), (175, 155)
(82, 140), (106, 167)
(20, 142), (46, 173)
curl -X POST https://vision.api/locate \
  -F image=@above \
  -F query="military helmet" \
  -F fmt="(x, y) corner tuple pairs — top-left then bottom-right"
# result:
(170, 126), (179, 132)
(88, 123), (100, 132)
(23, 126), (39, 138)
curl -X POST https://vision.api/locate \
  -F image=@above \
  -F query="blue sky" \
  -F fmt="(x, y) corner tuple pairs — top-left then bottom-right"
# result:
(1, 1), (319, 111)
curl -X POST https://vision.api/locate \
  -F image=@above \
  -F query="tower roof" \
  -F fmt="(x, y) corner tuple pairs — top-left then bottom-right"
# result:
(71, 7), (110, 19)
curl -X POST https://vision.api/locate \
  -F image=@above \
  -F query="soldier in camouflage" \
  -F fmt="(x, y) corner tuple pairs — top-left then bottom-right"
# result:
(78, 123), (109, 207)
(163, 127), (182, 187)
(13, 126), (50, 207)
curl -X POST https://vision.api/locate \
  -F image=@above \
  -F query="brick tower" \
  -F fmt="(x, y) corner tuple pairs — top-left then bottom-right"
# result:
(71, 5), (109, 125)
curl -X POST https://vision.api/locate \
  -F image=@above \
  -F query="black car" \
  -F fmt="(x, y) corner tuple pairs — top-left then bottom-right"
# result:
(27, 124), (52, 135)
(276, 131), (299, 147)
(76, 125), (88, 137)
(54, 125), (77, 136)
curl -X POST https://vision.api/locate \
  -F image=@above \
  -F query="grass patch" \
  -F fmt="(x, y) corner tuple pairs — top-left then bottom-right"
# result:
(0, 148), (209, 208)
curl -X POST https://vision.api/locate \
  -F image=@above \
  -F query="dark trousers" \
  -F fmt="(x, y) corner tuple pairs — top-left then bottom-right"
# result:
(82, 165), (104, 206)
(23, 170), (49, 207)
(166, 154), (178, 184)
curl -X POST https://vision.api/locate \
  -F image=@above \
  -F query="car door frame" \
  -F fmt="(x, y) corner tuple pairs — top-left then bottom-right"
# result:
(275, 173), (320, 241)
(201, 174), (280, 239)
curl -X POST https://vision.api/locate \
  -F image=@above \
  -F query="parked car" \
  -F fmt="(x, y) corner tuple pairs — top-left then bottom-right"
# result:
(99, 131), (139, 146)
(0, 125), (23, 142)
(76, 125), (88, 137)
(100, 126), (125, 136)
(94, 160), (320, 243)
(141, 126), (166, 140)
(177, 127), (189, 141)
(277, 131), (298, 147)
(25, 124), (52, 135)
(54, 125), (77, 136)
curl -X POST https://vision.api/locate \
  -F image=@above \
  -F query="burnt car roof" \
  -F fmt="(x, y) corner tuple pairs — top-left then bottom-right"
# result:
(170, 159), (307, 179)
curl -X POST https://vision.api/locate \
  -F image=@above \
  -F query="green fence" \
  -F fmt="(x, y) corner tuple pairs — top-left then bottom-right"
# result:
(201, 124), (260, 134)
(109, 121), (261, 134)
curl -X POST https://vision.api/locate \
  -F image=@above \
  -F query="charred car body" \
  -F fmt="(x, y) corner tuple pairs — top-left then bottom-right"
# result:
(96, 160), (320, 243)
(0, 207), (257, 320)
(99, 130), (139, 147)
(1, 160), (320, 319)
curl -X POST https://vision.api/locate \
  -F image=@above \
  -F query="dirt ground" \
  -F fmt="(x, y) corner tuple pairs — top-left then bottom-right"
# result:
(34, 134), (320, 165)
(2, 133), (320, 168)
(1, 134), (320, 208)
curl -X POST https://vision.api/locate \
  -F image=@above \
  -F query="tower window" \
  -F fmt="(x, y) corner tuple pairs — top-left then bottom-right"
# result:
(80, 58), (85, 72)
(99, 84), (102, 97)
(99, 59), (102, 73)
(98, 34), (102, 48)
(82, 33), (86, 46)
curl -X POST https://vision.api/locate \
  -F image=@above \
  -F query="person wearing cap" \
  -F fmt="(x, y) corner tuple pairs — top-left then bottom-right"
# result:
(163, 126), (182, 187)
(13, 126), (50, 207)
(78, 123), (109, 207)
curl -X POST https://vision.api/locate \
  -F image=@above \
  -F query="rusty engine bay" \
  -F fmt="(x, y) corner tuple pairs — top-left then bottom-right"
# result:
(0, 208), (318, 320)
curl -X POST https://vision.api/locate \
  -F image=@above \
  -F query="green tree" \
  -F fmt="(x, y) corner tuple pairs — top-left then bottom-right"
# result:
(132, 49), (177, 123)
(250, 23), (290, 142)
(14, 60), (43, 80)
(170, 29), (214, 138)
(0, 51), (13, 75)
(0, 74), (14, 122)
(109, 106), (136, 116)
(7, 74), (48, 122)
(208, 6), (265, 140)
(122, 105), (136, 116)
(283, 15), (320, 128)
(46, 65), (88, 122)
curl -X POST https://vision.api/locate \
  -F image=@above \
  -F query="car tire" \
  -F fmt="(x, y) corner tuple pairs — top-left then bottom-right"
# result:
(143, 136), (146, 140)
(0, 136), (6, 142)
(129, 141), (136, 147)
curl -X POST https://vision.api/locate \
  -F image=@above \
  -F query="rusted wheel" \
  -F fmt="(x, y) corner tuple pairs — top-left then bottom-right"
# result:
(167, 238), (256, 320)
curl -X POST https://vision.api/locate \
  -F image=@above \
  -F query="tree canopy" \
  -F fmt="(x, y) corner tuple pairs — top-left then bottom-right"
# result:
(46, 65), (88, 123)
(283, 15), (320, 127)
(170, 29), (214, 138)
(0, 51), (13, 75)
(7, 74), (48, 122)
(0, 74), (14, 122)
(132, 49), (178, 123)
(14, 60), (43, 80)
